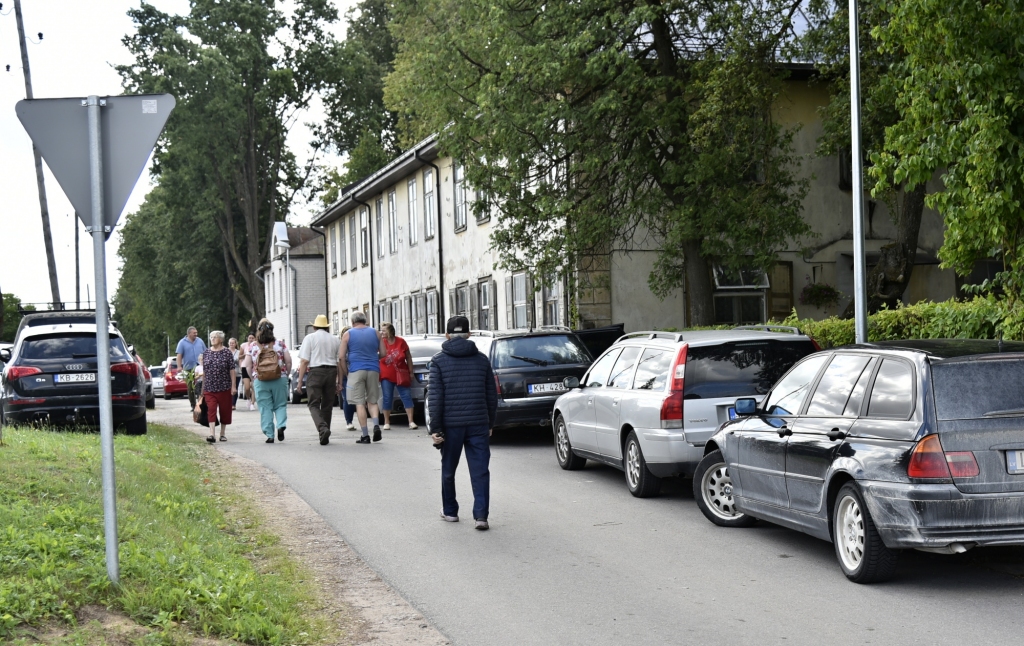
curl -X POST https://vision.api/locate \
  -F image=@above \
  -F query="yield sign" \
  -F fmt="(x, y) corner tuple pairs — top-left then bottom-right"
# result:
(15, 94), (176, 237)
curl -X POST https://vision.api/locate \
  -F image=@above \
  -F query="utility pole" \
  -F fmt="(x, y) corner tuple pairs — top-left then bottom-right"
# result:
(14, 0), (60, 308)
(848, 0), (869, 344)
(75, 212), (81, 309)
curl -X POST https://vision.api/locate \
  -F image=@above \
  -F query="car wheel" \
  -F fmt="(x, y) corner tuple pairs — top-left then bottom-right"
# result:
(124, 413), (148, 436)
(163, 391), (171, 400)
(146, 395), (156, 410)
(624, 431), (661, 498)
(554, 414), (586, 470)
(833, 482), (899, 583)
(693, 449), (756, 527)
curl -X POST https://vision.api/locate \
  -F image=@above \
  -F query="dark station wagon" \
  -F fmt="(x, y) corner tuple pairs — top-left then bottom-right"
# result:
(694, 339), (1024, 583)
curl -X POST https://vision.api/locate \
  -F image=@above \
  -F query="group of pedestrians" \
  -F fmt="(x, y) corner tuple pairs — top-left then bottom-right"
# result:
(175, 310), (496, 529)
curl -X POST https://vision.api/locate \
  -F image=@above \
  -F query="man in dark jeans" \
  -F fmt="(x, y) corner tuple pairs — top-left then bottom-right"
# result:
(428, 316), (498, 530)
(295, 315), (342, 445)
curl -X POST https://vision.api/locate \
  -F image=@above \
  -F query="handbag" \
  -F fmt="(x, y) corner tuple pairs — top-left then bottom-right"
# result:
(395, 366), (412, 387)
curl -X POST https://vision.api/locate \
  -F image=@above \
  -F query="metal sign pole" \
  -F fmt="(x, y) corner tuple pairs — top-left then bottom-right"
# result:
(849, 0), (869, 344)
(86, 94), (119, 584)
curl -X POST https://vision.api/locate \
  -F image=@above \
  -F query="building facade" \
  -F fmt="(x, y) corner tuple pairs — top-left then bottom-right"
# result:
(260, 225), (327, 350)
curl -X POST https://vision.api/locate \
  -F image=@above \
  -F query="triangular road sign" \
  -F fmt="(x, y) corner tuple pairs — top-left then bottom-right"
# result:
(15, 94), (176, 237)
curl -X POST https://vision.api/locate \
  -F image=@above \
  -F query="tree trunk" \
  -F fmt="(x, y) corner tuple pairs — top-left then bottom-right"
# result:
(683, 238), (716, 326)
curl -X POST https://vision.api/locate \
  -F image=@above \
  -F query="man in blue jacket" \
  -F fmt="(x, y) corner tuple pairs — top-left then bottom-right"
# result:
(428, 316), (498, 530)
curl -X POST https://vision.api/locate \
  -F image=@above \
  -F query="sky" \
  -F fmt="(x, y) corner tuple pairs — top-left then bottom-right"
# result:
(0, 0), (356, 309)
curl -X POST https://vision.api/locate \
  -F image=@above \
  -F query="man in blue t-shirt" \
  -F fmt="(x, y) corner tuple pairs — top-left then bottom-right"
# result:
(338, 311), (386, 444)
(176, 326), (207, 408)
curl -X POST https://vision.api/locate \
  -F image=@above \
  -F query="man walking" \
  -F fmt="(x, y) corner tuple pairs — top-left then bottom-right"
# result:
(338, 311), (386, 444)
(428, 316), (498, 530)
(176, 326), (207, 409)
(295, 315), (342, 445)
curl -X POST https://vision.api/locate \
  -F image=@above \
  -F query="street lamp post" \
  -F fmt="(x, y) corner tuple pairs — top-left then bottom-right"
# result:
(849, 0), (869, 344)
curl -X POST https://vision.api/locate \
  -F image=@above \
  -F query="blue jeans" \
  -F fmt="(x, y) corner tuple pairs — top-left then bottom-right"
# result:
(381, 379), (413, 409)
(440, 425), (491, 520)
(253, 377), (288, 438)
(339, 377), (357, 424)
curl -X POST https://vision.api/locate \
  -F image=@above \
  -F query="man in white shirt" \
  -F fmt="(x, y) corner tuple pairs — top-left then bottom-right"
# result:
(296, 315), (342, 445)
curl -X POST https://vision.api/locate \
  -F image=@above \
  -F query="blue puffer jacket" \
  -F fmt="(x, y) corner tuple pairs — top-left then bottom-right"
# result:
(427, 337), (497, 432)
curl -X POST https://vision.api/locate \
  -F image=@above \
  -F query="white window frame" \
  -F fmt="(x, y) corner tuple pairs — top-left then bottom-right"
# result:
(423, 169), (436, 240)
(408, 178), (418, 246)
(513, 273), (528, 329)
(388, 190), (398, 254)
(454, 162), (467, 231)
(330, 223), (338, 277)
(478, 280), (492, 331)
(359, 208), (370, 267)
(426, 290), (438, 334)
(375, 198), (384, 258)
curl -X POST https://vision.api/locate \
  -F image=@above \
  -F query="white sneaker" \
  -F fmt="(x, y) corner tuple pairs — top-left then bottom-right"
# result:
(383, 424), (391, 430)
(346, 423), (356, 431)
(408, 422), (418, 430)
(440, 511), (459, 522)
(248, 402), (255, 411)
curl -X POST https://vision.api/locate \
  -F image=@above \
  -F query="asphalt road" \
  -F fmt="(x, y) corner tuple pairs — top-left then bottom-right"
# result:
(150, 398), (1024, 646)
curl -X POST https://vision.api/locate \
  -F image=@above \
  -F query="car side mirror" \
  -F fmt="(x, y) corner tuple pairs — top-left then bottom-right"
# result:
(127, 344), (136, 355)
(735, 397), (758, 416)
(563, 376), (581, 390)
(0, 349), (10, 362)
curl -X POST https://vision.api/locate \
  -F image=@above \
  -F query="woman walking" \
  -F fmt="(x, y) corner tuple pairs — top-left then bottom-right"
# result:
(338, 326), (357, 430)
(250, 319), (291, 443)
(228, 337), (240, 410)
(240, 333), (256, 410)
(379, 322), (417, 430)
(200, 331), (237, 443)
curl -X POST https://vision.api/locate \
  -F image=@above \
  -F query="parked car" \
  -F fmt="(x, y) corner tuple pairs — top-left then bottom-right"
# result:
(552, 327), (818, 497)
(693, 339), (1024, 583)
(149, 365), (165, 397)
(0, 311), (148, 434)
(162, 357), (188, 399)
(133, 351), (155, 409)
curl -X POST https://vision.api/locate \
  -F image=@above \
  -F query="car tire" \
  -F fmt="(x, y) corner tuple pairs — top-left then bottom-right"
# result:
(624, 431), (661, 498)
(833, 482), (899, 583)
(163, 391), (171, 400)
(146, 395), (156, 410)
(554, 414), (587, 470)
(693, 449), (756, 527)
(124, 413), (148, 436)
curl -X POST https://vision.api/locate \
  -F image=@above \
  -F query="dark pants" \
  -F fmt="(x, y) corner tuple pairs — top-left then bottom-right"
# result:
(187, 377), (199, 410)
(339, 377), (357, 424)
(306, 366), (338, 436)
(440, 425), (491, 520)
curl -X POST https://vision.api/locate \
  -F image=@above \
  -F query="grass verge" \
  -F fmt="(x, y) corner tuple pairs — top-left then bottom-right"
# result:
(0, 423), (328, 645)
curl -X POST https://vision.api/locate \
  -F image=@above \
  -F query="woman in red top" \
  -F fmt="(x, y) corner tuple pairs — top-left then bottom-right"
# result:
(379, 322), (417, 430)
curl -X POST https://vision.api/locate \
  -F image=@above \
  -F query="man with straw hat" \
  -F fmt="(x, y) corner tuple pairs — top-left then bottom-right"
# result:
(296, 314), (342, 445)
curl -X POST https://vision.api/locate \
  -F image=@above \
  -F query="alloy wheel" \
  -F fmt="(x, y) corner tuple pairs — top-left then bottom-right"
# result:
(556, 419), (570, 464)
(836, 495), (866, 571)
(701, 462), (741, 520)
(626, 441), (641, 489)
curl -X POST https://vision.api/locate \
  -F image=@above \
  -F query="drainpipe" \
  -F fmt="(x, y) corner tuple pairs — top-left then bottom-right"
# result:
(415, 148), (445, 324)
(312, 226), (329, 327)
(352, 194), (376, 323)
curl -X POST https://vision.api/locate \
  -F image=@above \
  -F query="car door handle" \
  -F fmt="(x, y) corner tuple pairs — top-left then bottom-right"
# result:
(827, 428), (847, 441)
(612, 398), (619, 406)
(777, 425), (792, 438)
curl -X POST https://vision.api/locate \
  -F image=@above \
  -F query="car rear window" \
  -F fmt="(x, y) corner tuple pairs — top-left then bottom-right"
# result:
(932, 358), (1024, 420)
(19, 333), (130, 361)
(150, 367), (165, 377)
(408, 341), (445, 362)
(493, 335), (592, 369)
(683, 340), (817, 399)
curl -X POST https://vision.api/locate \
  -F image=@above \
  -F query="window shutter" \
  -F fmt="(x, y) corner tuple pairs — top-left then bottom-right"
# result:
(470, 285), (479, 330)
(491, 280), (499, 330)
(449, 289), (457, 323)
(505, 277), (513, 330)
(526, 273), (536, 329)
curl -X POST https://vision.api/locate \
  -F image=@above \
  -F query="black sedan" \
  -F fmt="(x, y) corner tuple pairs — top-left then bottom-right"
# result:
(694, 340), (1024, 583)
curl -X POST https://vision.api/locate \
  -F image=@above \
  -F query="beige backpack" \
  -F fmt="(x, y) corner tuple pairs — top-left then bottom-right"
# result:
(256, 343), (282, 381)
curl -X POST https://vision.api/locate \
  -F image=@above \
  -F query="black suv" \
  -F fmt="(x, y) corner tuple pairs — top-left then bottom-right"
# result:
(466, 329), (593, 429)
(0, 311), (148, 434)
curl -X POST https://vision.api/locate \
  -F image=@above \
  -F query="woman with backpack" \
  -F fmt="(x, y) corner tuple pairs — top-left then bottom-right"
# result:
(249, 319), (292, 443)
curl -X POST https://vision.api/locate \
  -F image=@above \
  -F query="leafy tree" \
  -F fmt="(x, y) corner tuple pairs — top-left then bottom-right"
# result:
(386, 0), (811, 325)
(870, 0), (1024, 300)
(2, 293), (35, 343)
(118, 0), (339, 320)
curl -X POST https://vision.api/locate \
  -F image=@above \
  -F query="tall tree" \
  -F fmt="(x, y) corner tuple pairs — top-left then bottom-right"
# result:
(386, 0), (811, 325)
(118, 0), (339, 320)
(871, 0), (1024, 300)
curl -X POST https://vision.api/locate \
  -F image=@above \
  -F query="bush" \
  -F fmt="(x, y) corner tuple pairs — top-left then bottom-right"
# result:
(775, 296), (1019, 348)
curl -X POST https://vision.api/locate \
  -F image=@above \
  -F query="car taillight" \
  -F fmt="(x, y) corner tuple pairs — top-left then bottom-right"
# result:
(945, 451), (980, 478)
(494, 375), (502, 395)
(810, 337), (822, 351)
(661, 344), (688, 429)
(7, 366), (42, 380)
(111, 362), (139, 377)
(908, 434), (951, 479)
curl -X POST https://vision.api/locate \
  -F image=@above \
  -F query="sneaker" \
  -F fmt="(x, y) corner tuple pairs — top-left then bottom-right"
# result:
(265, 437), (275, 444)
(372, 425), (382, 442)
(382, 424), (391, 430)
(346, 423), (356, 431)
(277, 426), (286, 441)
(356, 436), (371, 444)
(408, 422), (419, 430)
(320, 429), (331, 445)
(440, 511), (459, 522)
(248, 402), (255, 411)
(474, 519), (489, 531)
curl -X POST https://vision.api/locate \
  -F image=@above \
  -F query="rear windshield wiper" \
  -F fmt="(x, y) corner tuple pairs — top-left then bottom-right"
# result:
(510, 354), (548, 366)
(983, 408), (1024, 417)
(72, 353), (97, 358)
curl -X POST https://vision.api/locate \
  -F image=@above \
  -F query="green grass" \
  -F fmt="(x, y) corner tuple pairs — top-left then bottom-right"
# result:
(0, 423), (328, 645)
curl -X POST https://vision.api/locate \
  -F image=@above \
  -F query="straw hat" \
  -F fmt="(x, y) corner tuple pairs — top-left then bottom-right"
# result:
(312, 314), (330, 329)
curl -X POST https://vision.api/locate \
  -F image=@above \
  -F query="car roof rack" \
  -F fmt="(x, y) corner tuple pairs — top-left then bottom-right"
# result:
(614, 331), (687, 344)
(733, 324), (802, 335)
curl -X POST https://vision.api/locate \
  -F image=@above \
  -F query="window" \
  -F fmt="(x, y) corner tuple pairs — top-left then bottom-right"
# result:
(408, 178), (418, 246)
(478, 280), (492, 331)
(543, 279), (561, 326)
(359, 208), (369, 266)
(338, 218), (346, 273)
(509, 272), (530, 329)
(714, 294), (765, 325)
(375, 198), (384, 258)
(609, 347), (641, 389)
(279, 271), (285, 309)
(475, 188), (491, 224)
(403, 296), (413, 335)
(19, 333), (130, 361)
(332, 311), (339, 334)
(391, 299), (403, 333)
(423, 169), (435, 239)
(378, 301), (391, 324)
(806, 354), (873, 417)
(413, 293), (426, 334)
(933, 359), (1024, 421)
(453, 283), (470, 318)
(454, 162), (467, 230)
(349, 213), (357, 271)
(762, 354), (829, 416)
(867, 359), (914, 419)
(388, 190), (398, 254)
(585, 349), (621, 388)
(843, 357), (877, 417)
(492, 335), (591, 369)
(426, 290), (438, 334)
(269, 276), (274, 311)
(632, 348), (672, 391)
(330, 224), (337, 277)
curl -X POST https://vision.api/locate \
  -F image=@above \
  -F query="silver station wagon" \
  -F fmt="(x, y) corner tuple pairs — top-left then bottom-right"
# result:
(551, 327), (818, 497)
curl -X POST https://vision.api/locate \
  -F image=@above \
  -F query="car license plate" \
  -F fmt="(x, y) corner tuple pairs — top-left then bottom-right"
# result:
(417, 373), (426, 382)
(727, 406), (737, 420)
(55, 373), (96, 383)
(1007, 450), (1024, 475)
(529, 382), (565, 394)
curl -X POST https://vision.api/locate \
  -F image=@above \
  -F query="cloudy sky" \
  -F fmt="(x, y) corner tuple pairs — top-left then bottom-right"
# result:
(0, 0), (355, 309)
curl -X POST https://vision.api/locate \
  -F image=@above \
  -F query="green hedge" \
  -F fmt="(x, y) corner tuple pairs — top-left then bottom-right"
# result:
(776, 296), (1022, 348)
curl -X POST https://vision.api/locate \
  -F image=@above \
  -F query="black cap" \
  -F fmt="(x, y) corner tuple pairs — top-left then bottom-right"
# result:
(446, 315), (470, 334)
